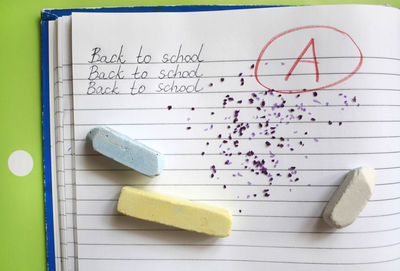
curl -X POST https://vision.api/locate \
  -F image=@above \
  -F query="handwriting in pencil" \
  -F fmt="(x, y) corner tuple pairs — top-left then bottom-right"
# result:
(86, 44), (205, 95)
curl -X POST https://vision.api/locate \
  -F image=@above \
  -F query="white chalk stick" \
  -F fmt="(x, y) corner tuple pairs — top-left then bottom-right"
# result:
(322, 167), (376, 228)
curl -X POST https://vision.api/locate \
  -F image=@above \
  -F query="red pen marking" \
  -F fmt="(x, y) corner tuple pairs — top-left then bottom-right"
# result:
(285, 38), (319, 82)
(254, 25), (363, 94)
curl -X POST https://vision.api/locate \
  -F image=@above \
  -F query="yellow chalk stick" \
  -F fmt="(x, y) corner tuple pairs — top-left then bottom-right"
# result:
(117, 186), (232, 237)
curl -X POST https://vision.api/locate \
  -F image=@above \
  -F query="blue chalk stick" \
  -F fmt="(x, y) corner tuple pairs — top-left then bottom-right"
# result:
(86, 127), (165, 176)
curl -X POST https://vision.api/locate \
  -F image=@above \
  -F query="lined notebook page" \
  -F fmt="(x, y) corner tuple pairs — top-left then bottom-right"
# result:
(47, 20), (64, 271)
(50, 17), (76, 270)
(54, 15), (79, 270)
(55, 19), (68, 270)
(71, 5), (400, 270)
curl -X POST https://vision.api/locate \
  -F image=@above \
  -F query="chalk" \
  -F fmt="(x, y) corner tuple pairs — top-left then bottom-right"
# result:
(86, 127), (164, 176)
(322, 167), (376, 228)
(117, 186), (232, 237)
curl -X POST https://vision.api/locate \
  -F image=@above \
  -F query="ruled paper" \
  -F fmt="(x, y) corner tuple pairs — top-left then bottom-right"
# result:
(47, 20), (64, 271)
(54, 18), (69, 271)
(58, 16), (79, 270)
(49, 17), (74, 271)
(70, 5), (400, 270)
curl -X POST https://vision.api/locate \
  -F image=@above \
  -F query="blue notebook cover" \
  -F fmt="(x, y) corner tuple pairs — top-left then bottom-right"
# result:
(40, 5), (280, 271)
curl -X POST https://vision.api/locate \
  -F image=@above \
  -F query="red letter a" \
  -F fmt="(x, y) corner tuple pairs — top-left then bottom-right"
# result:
(285, 38), (319, 82)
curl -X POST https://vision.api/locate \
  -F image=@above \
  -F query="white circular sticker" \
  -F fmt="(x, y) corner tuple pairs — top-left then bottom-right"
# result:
(8, 150), (34, 177)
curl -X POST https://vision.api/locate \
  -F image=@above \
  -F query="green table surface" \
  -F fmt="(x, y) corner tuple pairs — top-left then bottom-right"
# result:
(0, 0), (399, 270)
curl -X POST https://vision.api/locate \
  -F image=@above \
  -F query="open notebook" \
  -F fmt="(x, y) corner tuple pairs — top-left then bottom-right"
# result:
(41, 5), (400, 271)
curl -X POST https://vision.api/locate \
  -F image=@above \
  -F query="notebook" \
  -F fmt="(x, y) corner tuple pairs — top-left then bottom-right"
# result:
(41, 4), (400, 271)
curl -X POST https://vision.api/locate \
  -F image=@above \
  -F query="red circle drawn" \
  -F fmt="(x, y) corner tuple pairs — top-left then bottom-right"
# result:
(254, 25), (363, 94)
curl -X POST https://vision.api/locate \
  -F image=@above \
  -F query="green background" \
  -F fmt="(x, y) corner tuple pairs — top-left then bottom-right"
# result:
(0, 1), (399, 270)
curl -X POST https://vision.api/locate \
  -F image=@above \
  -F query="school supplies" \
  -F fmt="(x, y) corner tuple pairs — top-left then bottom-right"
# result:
(86, 127), (165, 176)
(117, 186), (232, 237)
(42, 5), (400, 271)
(322, 167), (376, 228)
